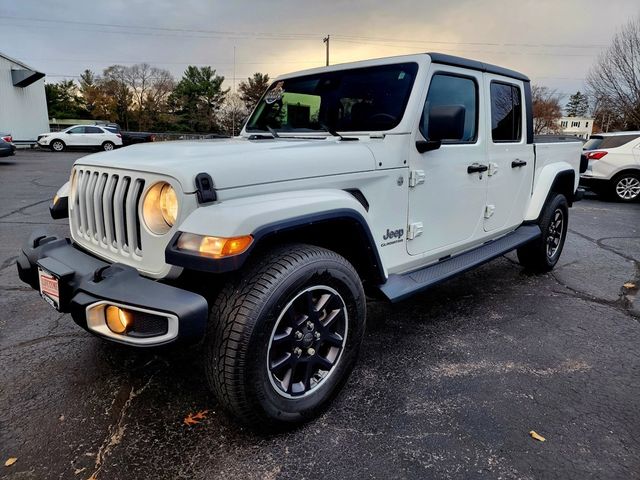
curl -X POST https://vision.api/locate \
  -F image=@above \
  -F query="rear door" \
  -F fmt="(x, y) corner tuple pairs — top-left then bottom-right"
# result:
(84, 126), (105, 146)
(483, 76), (534, 232)
(407, 67), (488, 256)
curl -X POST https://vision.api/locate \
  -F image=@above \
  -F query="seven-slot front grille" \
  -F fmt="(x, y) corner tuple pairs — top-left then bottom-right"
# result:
(71, 168), (145, 258)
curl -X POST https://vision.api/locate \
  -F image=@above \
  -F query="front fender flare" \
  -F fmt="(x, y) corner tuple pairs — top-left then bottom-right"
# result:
(166, 190), (384, 278)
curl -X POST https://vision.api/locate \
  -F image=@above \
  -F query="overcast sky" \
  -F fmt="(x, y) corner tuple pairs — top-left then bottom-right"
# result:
(1, 0), (638, 102)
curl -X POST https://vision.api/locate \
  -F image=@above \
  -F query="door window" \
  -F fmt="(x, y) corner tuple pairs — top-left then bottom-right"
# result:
(421, 73), (478, 143)
(85, 126), (103, 134)
(67, 126), (85, 134)
(490, 82), (522, 142)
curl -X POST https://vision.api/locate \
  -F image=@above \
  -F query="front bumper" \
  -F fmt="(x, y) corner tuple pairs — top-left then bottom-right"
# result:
(16, 230), (208, 347)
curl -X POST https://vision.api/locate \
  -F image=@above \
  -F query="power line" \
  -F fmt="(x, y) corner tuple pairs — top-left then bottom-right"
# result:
(330, 39), (601, 57)
(0, 15), (608, 49)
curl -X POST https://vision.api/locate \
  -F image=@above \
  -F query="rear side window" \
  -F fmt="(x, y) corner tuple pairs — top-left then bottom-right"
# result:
(85, 126), (103, 134)
(583, 134), (640, 150)
(490, 82), (522, 142)
(421, 73), (478, 142)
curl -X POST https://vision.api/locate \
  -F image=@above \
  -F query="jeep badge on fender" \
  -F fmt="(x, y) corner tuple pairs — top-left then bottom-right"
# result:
(17, 53), (583, 428)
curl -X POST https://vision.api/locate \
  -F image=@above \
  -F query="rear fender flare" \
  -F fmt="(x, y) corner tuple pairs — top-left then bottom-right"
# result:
(525, 163), (576, 221)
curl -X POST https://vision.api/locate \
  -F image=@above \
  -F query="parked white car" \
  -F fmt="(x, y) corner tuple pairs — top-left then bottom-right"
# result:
(19, 53), (584, 427)
(37, 125), (122, 152)
(580, 132), (640, 202)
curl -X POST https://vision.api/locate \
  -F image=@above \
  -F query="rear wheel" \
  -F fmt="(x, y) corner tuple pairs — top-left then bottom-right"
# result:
(517, 193), (568, 272)
(205, 244), (366, 428)
(51, 140), (65, 152)
(102, 141), (115, 151)
(610, 172), (640, 202)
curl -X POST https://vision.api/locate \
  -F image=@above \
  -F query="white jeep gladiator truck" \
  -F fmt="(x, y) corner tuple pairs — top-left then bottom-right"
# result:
(18, 53), (586, 427)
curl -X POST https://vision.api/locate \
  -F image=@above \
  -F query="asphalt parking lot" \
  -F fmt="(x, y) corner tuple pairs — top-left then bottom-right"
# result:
(1, 149), (639, 480)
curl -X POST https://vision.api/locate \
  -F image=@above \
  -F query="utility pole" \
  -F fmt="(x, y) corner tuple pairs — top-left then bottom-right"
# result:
(232, 45), (236, 137)
(323, 35), (330, 66)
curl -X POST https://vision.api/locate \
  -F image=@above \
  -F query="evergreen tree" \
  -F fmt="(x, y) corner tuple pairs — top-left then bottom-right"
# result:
(238, 73), (270, 113)
(565, 91), (590, 117)
(170, 66), (228, 132)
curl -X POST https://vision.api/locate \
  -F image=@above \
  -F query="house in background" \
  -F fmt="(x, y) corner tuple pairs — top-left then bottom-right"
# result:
(0, 51), (49, 144)
(558, 116), (594, 140)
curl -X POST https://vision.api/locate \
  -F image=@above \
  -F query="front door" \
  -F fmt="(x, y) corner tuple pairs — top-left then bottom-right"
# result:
(483, 77), (534, 232)
(65, 126), (87, 146)
(407, 67), (488, 257)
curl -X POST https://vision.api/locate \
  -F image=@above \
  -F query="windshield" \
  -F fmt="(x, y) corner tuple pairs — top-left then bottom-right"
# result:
(583, 134), (640, 150)
(246, 62), (419, 133)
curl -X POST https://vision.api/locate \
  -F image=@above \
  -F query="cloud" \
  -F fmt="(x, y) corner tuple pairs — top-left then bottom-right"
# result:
(1, 0), (638, 99)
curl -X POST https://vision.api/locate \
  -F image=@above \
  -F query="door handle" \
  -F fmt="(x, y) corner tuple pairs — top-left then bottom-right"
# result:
(511, 159), (527, 168)
(467, 163), (489, 174)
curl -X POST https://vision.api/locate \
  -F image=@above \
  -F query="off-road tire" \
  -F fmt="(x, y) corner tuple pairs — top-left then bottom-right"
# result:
(517, 193), (568, 272)
(205, 244), (366, 428)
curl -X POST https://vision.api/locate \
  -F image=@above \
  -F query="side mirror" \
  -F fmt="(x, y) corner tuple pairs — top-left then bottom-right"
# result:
(415, 140), (442, 153)
(416, 105), (466, 153)
(67, 131), (73, 134)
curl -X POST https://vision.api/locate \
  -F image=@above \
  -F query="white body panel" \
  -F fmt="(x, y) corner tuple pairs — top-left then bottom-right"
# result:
(580, 133), (640, 181)
(61, 53), (581, 281)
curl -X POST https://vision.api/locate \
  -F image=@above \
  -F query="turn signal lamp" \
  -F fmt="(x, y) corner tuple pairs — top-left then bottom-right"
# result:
(105, 305), (132, 334)
(177, 233), (253, 258)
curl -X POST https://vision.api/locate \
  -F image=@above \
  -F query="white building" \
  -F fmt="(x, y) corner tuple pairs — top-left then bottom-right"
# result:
(0, 51), (49, 143)
(558, 116), (594, 140)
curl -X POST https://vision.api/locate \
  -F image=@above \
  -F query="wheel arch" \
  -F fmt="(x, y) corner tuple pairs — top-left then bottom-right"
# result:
(166, 190), (386, 285)
(611, 167), (640, 180)
(525, 165), (576, 221)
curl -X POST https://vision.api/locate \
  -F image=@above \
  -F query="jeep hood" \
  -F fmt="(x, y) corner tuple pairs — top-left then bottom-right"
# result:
(75, 138), (376, 191)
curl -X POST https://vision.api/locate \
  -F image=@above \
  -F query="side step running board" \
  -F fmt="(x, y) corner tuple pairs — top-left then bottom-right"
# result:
(378, 224), (541, 302)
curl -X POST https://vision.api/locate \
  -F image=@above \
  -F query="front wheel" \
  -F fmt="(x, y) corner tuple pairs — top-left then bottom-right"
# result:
(517, 193), (568, 272)
(205, 244), (366, 428)
(610, 172), (640, 202)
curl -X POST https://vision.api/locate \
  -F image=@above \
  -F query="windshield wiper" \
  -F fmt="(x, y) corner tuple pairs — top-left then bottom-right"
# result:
(319, 123), (358, 141)
(266, 126), (280, 138)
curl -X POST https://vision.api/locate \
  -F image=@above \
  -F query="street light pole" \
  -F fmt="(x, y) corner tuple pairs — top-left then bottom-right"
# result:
(323, 35), (330, 66)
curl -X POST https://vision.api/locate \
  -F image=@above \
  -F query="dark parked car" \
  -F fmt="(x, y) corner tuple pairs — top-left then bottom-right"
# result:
(0, 137), (16, 157)
(102, 124), (156, 146)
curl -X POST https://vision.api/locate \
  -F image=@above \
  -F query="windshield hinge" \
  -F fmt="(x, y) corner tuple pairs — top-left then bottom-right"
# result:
(408, 170), (425, 187)
(195, 173), (217, 204)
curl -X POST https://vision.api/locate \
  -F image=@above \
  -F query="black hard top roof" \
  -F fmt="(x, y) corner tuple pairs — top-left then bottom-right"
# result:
(427, 52), (530, 82)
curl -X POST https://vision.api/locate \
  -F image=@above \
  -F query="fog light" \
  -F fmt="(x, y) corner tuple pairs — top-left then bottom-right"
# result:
(105, 306), (131, 334)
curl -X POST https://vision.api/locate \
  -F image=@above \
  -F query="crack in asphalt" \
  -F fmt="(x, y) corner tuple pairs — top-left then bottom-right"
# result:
(0, 254), (17, 273)
(30, 176), (65, 189)
(0, 332), (88, 353)
(569, 229), (639, 263)
(551, 228), (640, 318)
(0, 198), (50, 220)
(87, 374), (157, 480)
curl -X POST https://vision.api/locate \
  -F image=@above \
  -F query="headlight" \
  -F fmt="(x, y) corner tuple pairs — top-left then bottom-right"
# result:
(143, 182), (179, 234)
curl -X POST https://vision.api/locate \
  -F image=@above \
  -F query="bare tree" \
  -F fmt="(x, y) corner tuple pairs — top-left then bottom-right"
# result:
(586, 16), (640, 130)
(217, 92), (248, 136)
(531, 84), (562, 135)
(121, 64), (174, 130)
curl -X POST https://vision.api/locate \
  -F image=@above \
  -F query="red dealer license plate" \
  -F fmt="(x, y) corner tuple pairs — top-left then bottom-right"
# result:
(38, 267), (61, 310)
